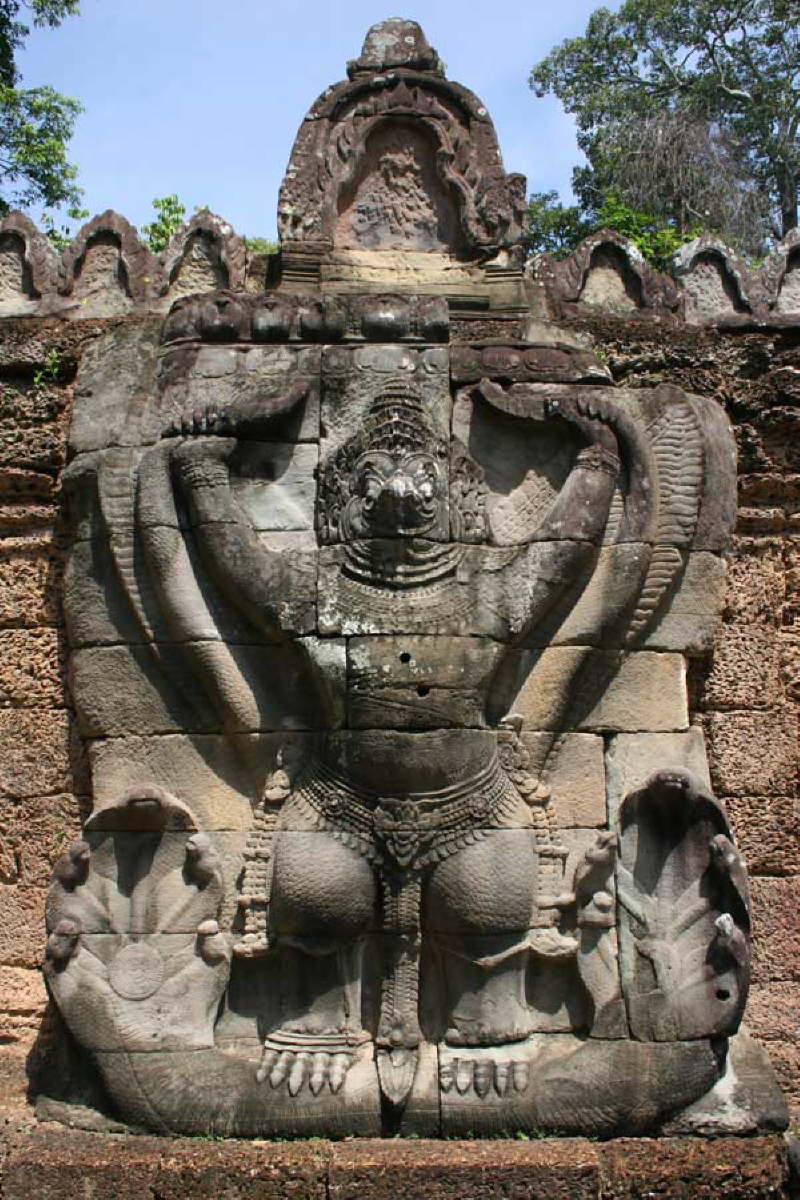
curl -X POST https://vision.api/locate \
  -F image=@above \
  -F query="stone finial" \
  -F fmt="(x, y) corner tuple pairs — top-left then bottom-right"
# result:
(60, 209), (161, 315)
(160, 210), (246, 304)
(347, 18), (444, 78)
(537, 229), (681, 320)
(758, 227), (800, 317)
(672, 234), (762, 324)
(0, 212), (59, 314)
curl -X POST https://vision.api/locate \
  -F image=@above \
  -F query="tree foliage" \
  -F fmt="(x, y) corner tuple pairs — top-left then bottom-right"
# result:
(525, 189), (699, 270)
(141, 195), (279, 257)
(531, 0), (800, 248)
(0, 0), (82, 214)
(524, 190), (590, 257)
(141, 194), (186, 253)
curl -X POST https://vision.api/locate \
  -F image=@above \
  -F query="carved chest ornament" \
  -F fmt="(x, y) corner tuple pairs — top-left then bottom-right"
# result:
(42, 17), (785, 1139)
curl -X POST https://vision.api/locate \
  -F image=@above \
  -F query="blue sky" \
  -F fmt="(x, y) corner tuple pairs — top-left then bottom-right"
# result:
(18, 0), (617, 240)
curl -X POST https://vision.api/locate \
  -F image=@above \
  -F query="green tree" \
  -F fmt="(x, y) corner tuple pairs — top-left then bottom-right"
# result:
(243, 236), (278, 255)
(141, 194), (186, 253)
(531, 0), (800, 246)
(0, 0), (83, 214)
(524, 189), (589, 257)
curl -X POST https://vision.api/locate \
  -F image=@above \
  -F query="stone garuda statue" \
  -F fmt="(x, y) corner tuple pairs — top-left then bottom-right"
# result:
(42, 18), (784, 1138)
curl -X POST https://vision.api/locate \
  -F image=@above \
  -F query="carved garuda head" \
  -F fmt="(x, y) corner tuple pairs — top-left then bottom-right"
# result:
(317, 382), (451, 542)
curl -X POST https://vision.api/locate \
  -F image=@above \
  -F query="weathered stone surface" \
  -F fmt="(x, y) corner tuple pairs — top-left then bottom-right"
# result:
(61, 210), (160, 316)
(2, 1128), (167, 1200)
(69, 320), (162, 452)
(508, 649), (688, 733)
(725, 795), (800, 876)
(539, 230), (680, 321)
(161, 211), (246, 302)
(0, 793), (83, 888)
(0, 628), (63, 708)
(673, 236), (759, 324)
(703, 710), (797, 796)
(698, 626), (782, 710)
(0, 709), (82, 798)
(0, 1128), (789, 1200)
(0, 538), (62, 626)
(0, 212), (59, 315)
(597, 1135), (787, 1200)
(329, 1138), (600, 1200)
(749, 877), (800, 984)
(0, 884), (47, 967)
(0, 966), (47, 1043)
(605, 728), (711, 822)
(723, 538), (786, 626)
(522, 732), (606, 827)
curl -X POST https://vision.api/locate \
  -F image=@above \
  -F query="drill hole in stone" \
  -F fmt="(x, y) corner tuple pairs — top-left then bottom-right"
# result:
(399, 652), (412, 664)
(416, 684), (430, 697)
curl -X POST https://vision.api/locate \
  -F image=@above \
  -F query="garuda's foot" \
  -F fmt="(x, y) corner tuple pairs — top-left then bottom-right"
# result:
(439, 1049), (530, 1099)
(256, 1030), (370, 1095)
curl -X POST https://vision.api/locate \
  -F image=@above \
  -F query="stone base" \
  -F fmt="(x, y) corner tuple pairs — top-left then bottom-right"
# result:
(0, 1125), (791, 1200)
(0, 1047), (792, 1200)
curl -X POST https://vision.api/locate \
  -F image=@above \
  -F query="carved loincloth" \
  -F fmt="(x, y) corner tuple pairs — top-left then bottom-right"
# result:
(281, 754), (524, 872)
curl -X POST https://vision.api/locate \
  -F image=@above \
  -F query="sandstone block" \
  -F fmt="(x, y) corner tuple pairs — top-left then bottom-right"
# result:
(88, 731), (316, 832)
(158, 343), (321, 444)
(0, 628), (64, 708)
(71, 639), (345, 737)
(346, 635), (503, 730)
(542, 543), (650, 648)
(69, 321), (162, 453)
(642, 552), (726, 655)
(510, 649), (688, 734)
(522, 732), (606, 827)
(233, 442), (318, 531)
(605, 728), (711, 823)
(703, 711), (797, 796)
